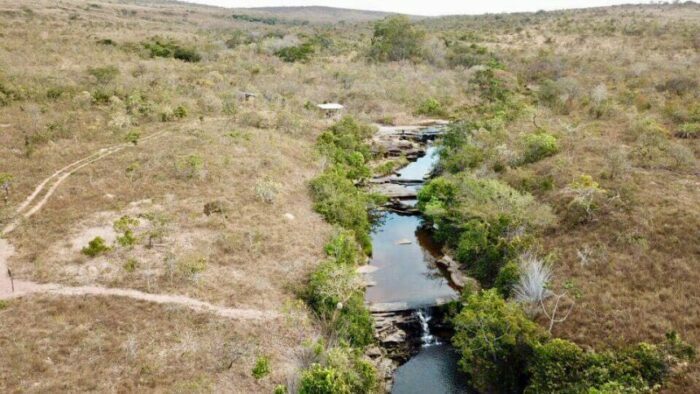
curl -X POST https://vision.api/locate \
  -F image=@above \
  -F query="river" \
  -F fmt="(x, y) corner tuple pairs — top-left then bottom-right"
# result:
(365, 136), (471, 393)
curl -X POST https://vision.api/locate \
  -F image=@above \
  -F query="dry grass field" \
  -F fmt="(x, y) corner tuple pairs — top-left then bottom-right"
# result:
(0, 0), (698, 392)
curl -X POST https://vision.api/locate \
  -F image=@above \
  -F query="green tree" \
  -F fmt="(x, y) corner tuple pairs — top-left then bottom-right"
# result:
(452, 289), (547, 393)
(368, 16), (425, 62)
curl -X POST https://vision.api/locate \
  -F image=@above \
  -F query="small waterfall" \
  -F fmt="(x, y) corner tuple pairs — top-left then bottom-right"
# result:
(416, 308), (440, 346)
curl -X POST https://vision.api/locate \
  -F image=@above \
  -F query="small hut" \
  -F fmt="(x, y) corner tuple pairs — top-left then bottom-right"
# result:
(317, 103), (344, 118)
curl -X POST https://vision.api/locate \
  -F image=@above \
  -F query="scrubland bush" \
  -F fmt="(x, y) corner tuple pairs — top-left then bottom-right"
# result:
(81, 236), (111, 257)
(311, 117), (381, 251)
(494, 260), (520, 298)
(629, 117), (696, 170)
(114, 215), (139, 247)
(527, 333), (695, 393)
(0, 173), (12, 203)
(415, 97), (446, 117)
(521, 132), (559, 164)
(252, 356), (271, 379)
(310, 171), (374, 253)
(123, 258), (138, 273)
(87, 65), (119, 84)
(537, 78), (581, 114)
(305, 234), (373, 347)
(656, 77), (698, 96)
(589, 83), (613, 119)
(676, 122), (699, 139)
(124, 129), (140, 145)
(254, 178), (280, 204)
(563, 174), (607, 224)
(368, 16), (425, 62)
(446, 42), (500, 68)
(143, 39), (201, 62)
(419, 175), (553, 285)
(298, 346), (376, 394)
(275, 42), (314, 62)
(175, 154), (204, 179)
(177, 256), (207, 278)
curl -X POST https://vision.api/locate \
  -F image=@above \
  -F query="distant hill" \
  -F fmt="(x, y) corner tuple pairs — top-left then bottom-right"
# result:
(231, 6), (419, 24)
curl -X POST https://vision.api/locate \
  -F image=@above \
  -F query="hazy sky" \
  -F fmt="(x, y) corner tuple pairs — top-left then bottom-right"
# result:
(183, 0), (659, 16)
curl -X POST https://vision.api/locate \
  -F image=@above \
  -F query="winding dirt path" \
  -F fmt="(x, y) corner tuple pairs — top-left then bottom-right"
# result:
(0, 131), (279, 321)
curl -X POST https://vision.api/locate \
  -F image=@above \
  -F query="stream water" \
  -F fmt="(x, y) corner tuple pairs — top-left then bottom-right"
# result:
(365, 140), (471, 393)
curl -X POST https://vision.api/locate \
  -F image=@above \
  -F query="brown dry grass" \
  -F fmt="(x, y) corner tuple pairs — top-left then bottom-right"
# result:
(0, 295), (317, 393)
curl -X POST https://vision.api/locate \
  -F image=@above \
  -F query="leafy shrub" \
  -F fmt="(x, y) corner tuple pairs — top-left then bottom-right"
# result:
(144, 39), (201, 62)
(123, 258), (139, 273)
(656, 77), (698, 96)
(526, 339), (596, 393)
(114, 215), (139, 247)
(175, 154), (204, 179)
(177, 256), (207, 277)
(254, 178), (280, 204)
(452, 289), (547, 393)
(415, 97), (446, 117)
(173, 47), (201, 62)
(306, 259), (373, 347)
(563, 174), (607, 224)
(311, 117), (380, 252)
(251, 356), (271, 379)
(676, 122), (699, 139)
(323, 229), (361, 266)
(124, 129), (140, 145)
(494, 260), (520, 298)
(317, 117), (375, 181)
(309, 171), (374, 253)
(87, 65), (119, 84)
(455, 217), (528, 287)
(527, 334), (695, 393)
(298, 346), (376, 394)
(0, 300), (8, 310)
(1, 173), (13, 202)
(446, 42), (500, 68)
(46, 86), (66, 100)
(521, 132), (559, 164)
(97, 38), (116, 46)
(368, 16), (425, 62)
(418, 174), (554, 246)
(373, 156), (408, 177)
(299, 364), (348, 393)
(471, 68), (513, 104)
(173, 105), (188, 119)
(81, 236), (111, 257)
(274, 385), (286, 394)
(275, 42), (314, 62)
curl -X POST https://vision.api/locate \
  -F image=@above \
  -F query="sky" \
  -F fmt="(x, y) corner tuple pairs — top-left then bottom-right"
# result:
(183, 0), (660, 16)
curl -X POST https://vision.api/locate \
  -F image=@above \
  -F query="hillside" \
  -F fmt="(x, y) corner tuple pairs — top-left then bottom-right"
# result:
(0, 0), (698, 392)
(234, 6), (407, 23)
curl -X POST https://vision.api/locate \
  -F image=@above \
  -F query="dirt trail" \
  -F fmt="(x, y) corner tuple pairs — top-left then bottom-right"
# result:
(3, 281), (278, 320)
(0, 131), (279, 320)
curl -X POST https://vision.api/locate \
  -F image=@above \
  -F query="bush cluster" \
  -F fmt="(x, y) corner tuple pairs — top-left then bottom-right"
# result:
(521, 132), (559, 164)
(305, 231), (373, 348)
(298, 345), (377, 394)
(143, 39), (201, 62)
(310, 117), (381, 252)
(274, 42), (314, 63)
(453, 290), (695, 393)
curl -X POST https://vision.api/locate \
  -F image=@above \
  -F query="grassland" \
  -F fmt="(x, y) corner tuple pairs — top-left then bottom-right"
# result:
(0, 0), (698, 392)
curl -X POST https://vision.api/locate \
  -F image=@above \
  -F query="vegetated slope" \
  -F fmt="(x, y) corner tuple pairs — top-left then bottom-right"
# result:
(234, 6), (409, 24)
(0, 0), (698, 391)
